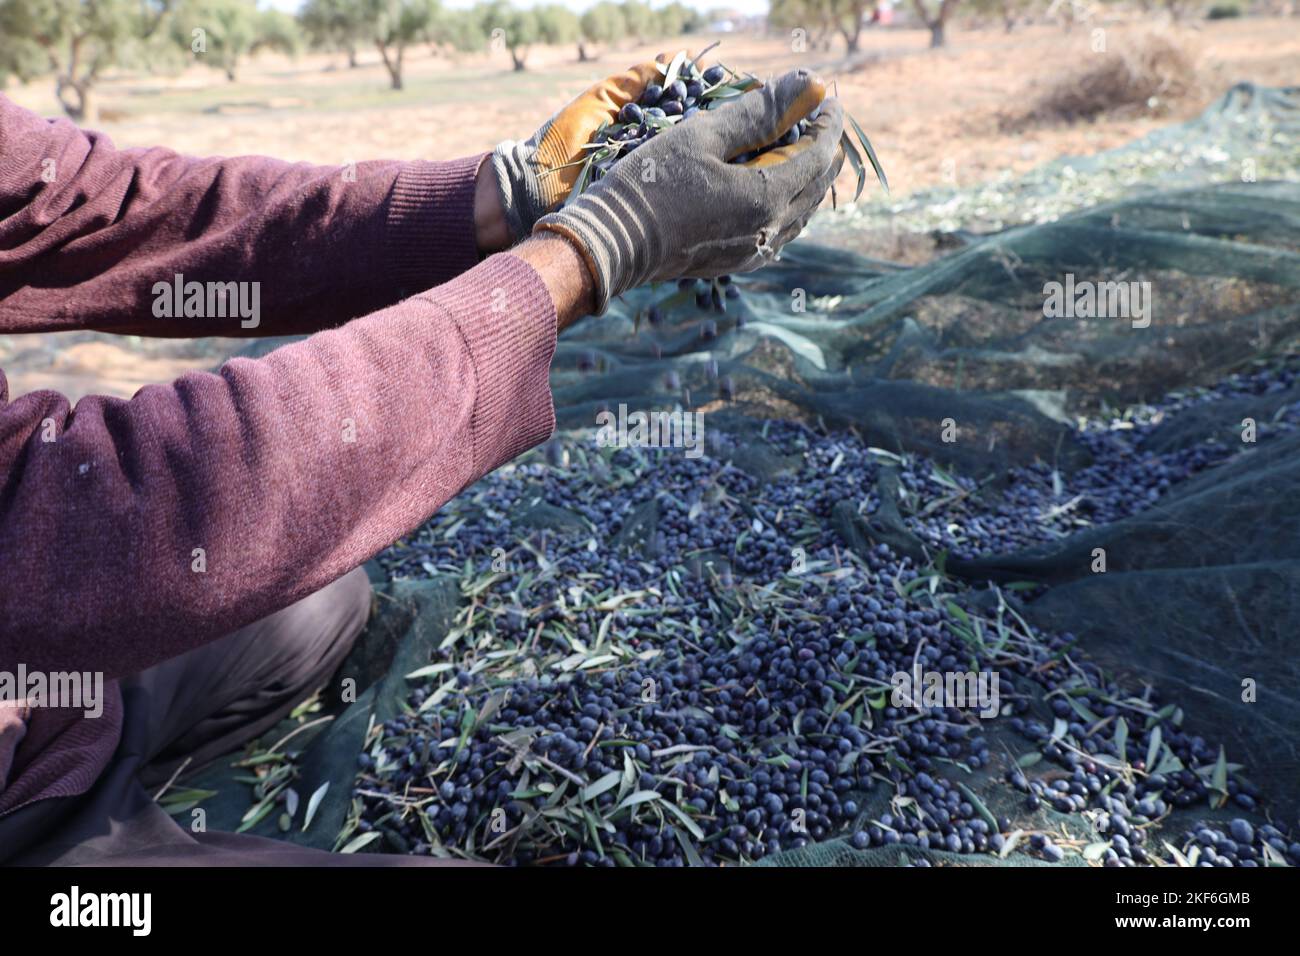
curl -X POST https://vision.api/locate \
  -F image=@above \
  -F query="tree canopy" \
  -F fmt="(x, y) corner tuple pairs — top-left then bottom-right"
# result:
(0, 0), (717, 117)
(172, 0), (301, 82)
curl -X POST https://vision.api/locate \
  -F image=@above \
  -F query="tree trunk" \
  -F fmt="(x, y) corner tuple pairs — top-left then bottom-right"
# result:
(55, 76), (95, 123)
(577, 42), (590, 62)
(377, 41), (403, 89)
(911, 0), (951, 49)
(842, 23), (863, 53)
(510, 48), (527, 71)
(55, 34), (97, 122)
(839, 0), (868, 53)
(346, 44), (358, 68)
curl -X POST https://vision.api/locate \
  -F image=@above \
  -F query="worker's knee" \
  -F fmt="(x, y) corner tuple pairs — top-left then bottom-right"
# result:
(291, 564), (373, 667)
(325, 564), (374, 644)
(235, 564), (373, 691)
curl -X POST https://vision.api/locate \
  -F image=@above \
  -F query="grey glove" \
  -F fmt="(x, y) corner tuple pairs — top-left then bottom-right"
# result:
(490, 143), (543, 242)
(534, 69), (845, 314)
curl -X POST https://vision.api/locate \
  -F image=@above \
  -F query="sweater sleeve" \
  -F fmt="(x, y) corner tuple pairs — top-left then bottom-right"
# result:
(0, 252), (557, 679)
(0, 93), (484, 338)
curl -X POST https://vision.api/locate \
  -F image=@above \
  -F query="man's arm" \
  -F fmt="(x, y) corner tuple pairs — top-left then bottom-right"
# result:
(0, 68), (834, 677)
(0, 94), (501, 339)
(512, 233), (596, 331)
(0, 236), (589, 678)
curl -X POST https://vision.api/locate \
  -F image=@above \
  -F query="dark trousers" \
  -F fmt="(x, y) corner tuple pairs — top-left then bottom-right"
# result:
(1, 568), (469, 866)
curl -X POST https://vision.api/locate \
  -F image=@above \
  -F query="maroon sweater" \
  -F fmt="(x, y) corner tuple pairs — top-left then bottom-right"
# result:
(0, 96), (558, 817)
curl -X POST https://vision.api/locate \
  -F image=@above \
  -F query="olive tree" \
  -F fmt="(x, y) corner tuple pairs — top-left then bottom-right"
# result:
(830, 0), (873, 52)
(577, 1), (624, 61)
(654, 1), (703, 35)
(432, 7), (487, 56)
(173, 0), (300, 82)
(362, 0), (436, 89)
(299, 0), (366, 67)
(0, 0), (170, 120)
(911, 0), (960, 47)
(476, 0), (544, 71)
(967, 0), (1036, 32)
(616, 0), (653, 43)
(0, 12), (46, 87)
(768, 0), (852, 53)
(535, 4), (580, 62)
(501, 6), (536, 71)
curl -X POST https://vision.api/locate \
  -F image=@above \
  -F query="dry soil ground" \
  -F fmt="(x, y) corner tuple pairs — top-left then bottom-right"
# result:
(2, 16), (1296, 400)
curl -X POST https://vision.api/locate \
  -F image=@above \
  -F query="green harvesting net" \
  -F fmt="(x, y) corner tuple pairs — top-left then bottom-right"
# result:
(184, 85), (1300, 868)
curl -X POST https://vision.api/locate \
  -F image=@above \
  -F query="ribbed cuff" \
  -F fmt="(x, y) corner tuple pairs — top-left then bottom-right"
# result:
(384, 154), (486, 297)
(490, 141), (534, 243)
(422, 254), (558, 474)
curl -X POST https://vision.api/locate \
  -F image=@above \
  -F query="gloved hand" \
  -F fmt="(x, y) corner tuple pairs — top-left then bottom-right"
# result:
(533, 69), (844, 314)
(490, 57), (672, 241)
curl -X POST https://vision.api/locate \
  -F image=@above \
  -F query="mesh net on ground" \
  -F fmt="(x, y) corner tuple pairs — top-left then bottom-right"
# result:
(182, 85), (1300, 868)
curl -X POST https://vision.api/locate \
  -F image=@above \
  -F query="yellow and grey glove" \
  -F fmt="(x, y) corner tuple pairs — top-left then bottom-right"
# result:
(534, 69), (844, 314)
(490, 58), (670, 241)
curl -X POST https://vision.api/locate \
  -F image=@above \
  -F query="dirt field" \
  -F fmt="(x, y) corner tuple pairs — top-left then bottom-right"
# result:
(2, 16), (1297, 400)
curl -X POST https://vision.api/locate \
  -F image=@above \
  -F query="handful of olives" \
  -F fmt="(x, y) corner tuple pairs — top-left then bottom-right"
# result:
(567, 48), (886, 206)
(558, 47), (887, 316)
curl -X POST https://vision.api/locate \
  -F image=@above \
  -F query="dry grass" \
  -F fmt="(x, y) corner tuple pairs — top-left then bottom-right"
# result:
(1005, 29), (1204, 130)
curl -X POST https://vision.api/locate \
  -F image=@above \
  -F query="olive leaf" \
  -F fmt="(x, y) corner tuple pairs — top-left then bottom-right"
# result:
(339, 830), (382, 854)
(1145, 725), (1162, 772)
(662, 50), (688, 92)
(846, 109), (889, 192)
(301, 781), (329, 832)
(158, 787), (218, 816)
(957, 782), (999, 831)
(840, 130), (866, 203)
(1209, 745), (1229, 808)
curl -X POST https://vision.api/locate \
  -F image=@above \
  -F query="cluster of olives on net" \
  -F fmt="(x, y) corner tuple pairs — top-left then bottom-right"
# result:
(906, 360), (1300, 559)
(360, 363), (1300, 867)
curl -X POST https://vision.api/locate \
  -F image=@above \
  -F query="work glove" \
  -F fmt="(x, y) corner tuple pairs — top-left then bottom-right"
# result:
(533, 69), (844, 315)
(491, 58), (670, 241)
